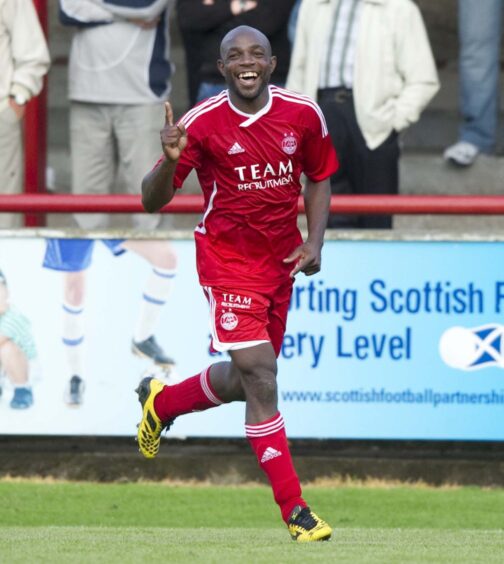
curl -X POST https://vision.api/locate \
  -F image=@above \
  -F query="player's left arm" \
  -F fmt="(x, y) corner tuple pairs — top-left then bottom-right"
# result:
(283, 178), (331, 278)
(284, 101), (337, 277)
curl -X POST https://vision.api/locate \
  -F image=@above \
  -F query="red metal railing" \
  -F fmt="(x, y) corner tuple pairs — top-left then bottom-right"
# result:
(2, 194), (504, 215)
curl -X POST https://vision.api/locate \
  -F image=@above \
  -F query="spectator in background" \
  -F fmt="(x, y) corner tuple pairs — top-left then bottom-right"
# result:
(287, 0), (301, 46)
(287, 0), (439, 229)
(177, 0), (295, 105)
(444, 1), (503, 167)
(59, 0), (175, 230)
(0, 0), (50, 229)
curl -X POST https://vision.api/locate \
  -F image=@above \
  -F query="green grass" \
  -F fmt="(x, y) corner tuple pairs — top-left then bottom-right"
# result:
(1, 481), (504, 563)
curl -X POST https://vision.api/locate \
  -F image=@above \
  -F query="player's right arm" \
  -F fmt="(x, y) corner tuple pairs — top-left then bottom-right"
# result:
(141, 102), (187, 213)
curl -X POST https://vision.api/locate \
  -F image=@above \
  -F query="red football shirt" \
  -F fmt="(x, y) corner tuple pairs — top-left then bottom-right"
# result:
(172, 85), (338, 291)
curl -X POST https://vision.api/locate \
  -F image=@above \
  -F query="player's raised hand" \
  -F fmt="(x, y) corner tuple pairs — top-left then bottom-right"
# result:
(160, 101), (187, 162)
(283, 241), (321, 278)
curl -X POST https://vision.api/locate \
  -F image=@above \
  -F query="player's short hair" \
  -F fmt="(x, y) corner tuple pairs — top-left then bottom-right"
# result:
(220, 25), (272, 59)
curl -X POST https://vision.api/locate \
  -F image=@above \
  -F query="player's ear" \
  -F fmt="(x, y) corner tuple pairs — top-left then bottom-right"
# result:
(217, 59), (226, 78)
(270, 55), (277, 74)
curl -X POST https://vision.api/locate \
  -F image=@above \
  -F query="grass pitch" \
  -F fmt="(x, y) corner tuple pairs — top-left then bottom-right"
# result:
(1, 480), (503, 563)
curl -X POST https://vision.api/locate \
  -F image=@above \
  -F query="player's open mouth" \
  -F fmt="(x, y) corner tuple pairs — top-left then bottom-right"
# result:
(237, 71), (259, 86)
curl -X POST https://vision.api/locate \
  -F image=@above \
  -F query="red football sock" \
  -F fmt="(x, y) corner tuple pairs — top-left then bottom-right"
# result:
(153, 367), (223, 421)
(246, 412), (306, 523)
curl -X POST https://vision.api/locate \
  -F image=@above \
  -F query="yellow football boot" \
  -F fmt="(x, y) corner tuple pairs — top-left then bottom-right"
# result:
(288, 506), (332, 542)
(135, 377), (172, 459)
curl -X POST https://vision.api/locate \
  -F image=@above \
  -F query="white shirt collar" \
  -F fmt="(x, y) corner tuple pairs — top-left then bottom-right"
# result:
(226, 86), (273, 128)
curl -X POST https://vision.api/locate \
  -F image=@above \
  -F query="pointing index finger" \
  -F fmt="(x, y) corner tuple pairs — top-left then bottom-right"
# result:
(164, 101), (173, 126)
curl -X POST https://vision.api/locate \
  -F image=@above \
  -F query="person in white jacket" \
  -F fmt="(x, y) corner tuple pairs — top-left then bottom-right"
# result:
(0, 0), (50, 228)
(287, 0), (439, 228)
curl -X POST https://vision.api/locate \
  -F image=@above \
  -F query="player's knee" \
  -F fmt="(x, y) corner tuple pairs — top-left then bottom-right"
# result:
(240, 364), (278, 404)
(231, 344), (277, 402)
(229, 377), (246, 401)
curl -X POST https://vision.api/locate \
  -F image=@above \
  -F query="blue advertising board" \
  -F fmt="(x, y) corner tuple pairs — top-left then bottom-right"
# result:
(0, 235), (503, 440)
(277, 239), (504, 440)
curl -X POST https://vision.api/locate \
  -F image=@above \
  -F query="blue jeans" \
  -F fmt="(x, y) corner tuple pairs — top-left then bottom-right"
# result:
(288, 0), (302, 46)
(459, 0), (504, 152)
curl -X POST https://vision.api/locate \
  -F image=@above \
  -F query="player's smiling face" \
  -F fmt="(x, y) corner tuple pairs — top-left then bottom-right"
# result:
(218, 28), (277, 112)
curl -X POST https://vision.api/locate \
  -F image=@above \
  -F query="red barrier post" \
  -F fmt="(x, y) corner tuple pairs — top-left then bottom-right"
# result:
(23, 0), (48, 227)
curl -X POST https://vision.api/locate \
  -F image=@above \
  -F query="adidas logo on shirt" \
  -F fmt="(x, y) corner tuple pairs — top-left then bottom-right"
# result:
(261, 446), (282, 463)
(228, 142), (245, 155)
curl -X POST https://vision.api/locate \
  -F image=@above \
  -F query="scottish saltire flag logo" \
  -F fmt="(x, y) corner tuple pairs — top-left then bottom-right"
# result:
(439, 324), (504, 370)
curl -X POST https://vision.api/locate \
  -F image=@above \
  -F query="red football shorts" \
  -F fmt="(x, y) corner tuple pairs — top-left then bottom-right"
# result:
(202, 283), (293, 358)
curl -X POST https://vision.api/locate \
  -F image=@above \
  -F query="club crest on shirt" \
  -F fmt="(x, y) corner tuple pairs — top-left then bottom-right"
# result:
(221, 311), (238, 331)
(281, 133), (297, 155)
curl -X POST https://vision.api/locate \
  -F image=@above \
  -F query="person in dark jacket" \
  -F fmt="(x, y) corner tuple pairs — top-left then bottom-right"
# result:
(177, 0), (295, 105)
